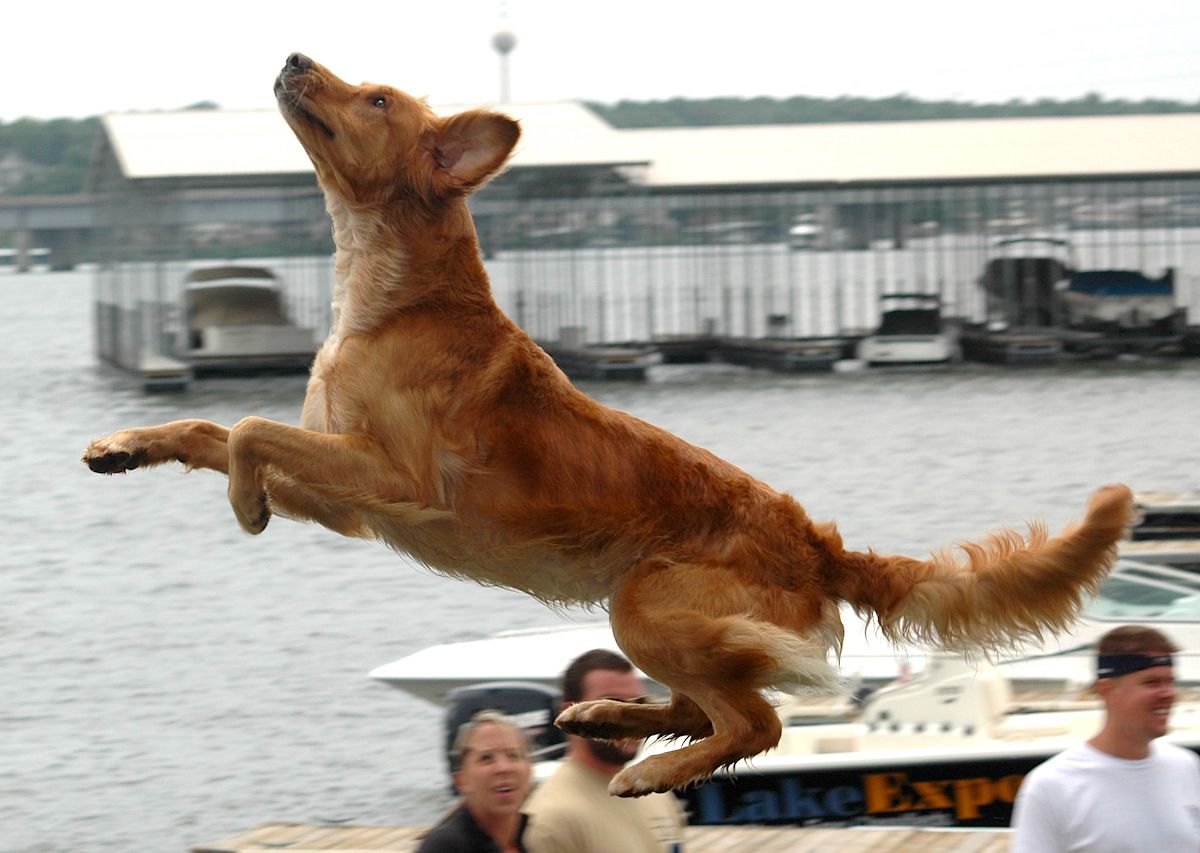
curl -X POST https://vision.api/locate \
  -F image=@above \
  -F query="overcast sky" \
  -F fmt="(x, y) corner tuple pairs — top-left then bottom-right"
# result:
(3, 0), (1198, 122)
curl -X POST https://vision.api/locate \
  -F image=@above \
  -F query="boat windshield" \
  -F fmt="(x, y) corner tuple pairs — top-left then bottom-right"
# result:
(1084, 560), (1200, 621)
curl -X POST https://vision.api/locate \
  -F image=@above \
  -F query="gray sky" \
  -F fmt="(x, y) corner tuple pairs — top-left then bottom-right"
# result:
(3, 0), (1198, 122)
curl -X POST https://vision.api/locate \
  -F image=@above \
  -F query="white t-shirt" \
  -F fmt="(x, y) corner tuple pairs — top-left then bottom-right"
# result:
(1011, 740), (1200, 852)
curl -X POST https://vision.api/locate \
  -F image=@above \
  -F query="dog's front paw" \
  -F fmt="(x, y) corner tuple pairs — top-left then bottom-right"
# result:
(83, 434), (149, 474)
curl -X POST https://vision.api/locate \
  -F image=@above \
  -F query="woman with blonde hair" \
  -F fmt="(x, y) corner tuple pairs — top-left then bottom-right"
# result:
(417, 710), (533, 853)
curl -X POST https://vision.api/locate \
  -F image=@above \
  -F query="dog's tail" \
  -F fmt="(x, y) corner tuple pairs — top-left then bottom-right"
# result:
(824, 484), (1135, 651)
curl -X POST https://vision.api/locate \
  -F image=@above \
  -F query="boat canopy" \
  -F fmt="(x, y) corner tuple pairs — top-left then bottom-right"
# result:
(1067, 269), (1174, 297)
(184, 266), (291, 331)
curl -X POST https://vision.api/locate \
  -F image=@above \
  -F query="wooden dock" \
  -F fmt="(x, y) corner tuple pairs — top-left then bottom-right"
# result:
(193, 821), (1011, 852)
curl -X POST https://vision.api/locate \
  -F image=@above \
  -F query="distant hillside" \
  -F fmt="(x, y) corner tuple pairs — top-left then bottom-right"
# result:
(586, 92), (1200, 128)
(0, 117), (100, 195)
(2, 94), (1200, 196)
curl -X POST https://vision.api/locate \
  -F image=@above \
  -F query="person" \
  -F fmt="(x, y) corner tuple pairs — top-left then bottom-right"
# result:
(417, 710), (533, 853)
(1011, 625), (1200, 852)
(523, 649), (686, 853)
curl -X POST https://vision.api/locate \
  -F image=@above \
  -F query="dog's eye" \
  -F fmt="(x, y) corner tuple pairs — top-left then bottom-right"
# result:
(371, 96), (387, 109)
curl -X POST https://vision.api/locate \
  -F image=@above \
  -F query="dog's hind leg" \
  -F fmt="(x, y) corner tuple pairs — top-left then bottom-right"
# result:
(570, 559), (836, 796)
(557, 691), (713, 742)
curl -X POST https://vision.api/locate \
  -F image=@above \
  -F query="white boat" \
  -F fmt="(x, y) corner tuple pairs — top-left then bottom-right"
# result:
(675, 651), (1200, 829)
(181, 265), (317, 371)
(370, 559), (1200, 708)
(1122, 490), (1200, 571)
(855, 293), (959, 365)
(371, 559), (1200, 828)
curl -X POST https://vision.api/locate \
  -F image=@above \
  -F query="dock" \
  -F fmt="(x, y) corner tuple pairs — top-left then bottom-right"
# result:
(193, 821), (1010, 852)
(715, 336), (843, 372)
(538, 342), (661, 380)
(137, 350), (192, 392)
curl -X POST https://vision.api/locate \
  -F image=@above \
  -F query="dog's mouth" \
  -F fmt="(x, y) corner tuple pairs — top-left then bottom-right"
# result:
(275, 53), (335, 140)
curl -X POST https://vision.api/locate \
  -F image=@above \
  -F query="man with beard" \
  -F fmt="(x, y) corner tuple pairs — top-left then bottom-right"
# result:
(524, 649), (686, 852)
(1011, 625), (1200, 852)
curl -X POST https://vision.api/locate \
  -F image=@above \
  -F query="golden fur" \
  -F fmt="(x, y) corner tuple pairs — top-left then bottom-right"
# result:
(83, 54), (1136, 796)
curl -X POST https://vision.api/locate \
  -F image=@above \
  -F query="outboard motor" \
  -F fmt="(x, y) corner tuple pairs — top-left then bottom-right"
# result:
(443, 681), (566, 783)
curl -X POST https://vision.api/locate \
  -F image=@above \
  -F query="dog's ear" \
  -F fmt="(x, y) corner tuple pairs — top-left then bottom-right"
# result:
(423, 110), (520, 197)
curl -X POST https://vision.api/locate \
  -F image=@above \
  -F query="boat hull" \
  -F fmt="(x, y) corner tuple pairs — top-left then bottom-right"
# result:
(856, 335), (957, 365)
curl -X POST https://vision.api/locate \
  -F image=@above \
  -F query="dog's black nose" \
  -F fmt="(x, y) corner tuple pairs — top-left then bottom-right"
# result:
(285, 53), (313, 72)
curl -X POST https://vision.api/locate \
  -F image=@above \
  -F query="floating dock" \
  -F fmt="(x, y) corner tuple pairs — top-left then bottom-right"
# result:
(717, 336), (843, 372)
(193, 821), (1010, 852)
(539, 342), (661, 380)
(137, 350), (192, 392)
(958, 328), (1060, 364)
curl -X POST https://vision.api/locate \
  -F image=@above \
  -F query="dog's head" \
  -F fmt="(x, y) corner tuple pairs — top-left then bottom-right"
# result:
(274, 53), (520, 207)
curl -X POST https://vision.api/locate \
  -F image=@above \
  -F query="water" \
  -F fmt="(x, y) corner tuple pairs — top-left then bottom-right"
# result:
(3, 270), (1198, 852)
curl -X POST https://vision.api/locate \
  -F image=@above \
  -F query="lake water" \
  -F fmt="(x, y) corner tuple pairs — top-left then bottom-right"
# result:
(3, 269), (1198, 852)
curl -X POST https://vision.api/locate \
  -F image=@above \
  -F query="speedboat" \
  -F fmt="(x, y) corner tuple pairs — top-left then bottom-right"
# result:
(1060, 268), (1180, 332)
(180, 265), (317, 372)
(371, 559), (1200, 828)
(854, 293), (958, 365)
(371, 560), (1200, 707)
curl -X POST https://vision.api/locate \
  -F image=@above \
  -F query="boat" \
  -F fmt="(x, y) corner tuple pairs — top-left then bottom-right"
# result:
(1060, 268), (1180, 332)
(1122, 490), (1200, 572)
(371, 561), (1200, 828)
(976, 238), (1187, 355)
(854, 293), (959, 365)
(675, 652), (1200, 829)
(370, 559), (1200, 708)
(978, 237), (1072, 329)
(180, 265), (318, 373)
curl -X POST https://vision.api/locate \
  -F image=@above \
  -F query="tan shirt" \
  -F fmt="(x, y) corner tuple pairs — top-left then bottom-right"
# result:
(523, 759), (686, 853)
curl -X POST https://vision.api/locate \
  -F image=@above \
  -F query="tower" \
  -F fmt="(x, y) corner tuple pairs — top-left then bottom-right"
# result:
(492, 27), (517, 102)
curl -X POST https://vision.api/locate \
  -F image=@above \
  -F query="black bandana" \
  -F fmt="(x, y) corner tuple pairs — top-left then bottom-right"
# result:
(1096, 653), (1174, 679)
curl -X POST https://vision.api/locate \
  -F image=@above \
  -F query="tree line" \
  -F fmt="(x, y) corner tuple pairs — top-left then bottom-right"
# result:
(2, 93), (1198, 196)
(586, 92), (1200, 128)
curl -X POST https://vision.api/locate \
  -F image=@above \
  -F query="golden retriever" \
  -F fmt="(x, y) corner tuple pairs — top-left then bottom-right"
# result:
(83, 53), (1135, 796)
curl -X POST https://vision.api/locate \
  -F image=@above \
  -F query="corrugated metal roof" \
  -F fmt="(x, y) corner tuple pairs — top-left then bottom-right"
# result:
(102, 101), (642, 179)
(102, 107), (1200, 186)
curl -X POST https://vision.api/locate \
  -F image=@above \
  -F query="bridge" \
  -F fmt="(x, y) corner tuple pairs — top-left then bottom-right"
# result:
(0, 194), (97, 269)
(0, 188), (326, 270)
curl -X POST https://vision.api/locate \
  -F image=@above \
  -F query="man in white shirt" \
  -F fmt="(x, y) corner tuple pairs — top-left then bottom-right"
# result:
(523, 649), (686, 853)
(1011, 624), (1200, 852)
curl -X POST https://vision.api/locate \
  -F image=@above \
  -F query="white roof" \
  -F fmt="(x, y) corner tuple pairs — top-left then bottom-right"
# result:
(101, 107), (1200, 186)
(626, 114), (1200, 186)
(102, 101), (641, 180)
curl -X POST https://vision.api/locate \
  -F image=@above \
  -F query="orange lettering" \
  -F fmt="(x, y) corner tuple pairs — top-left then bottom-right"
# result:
(863, 772), (913, 814)
(912, 780), (954, 810)
(953, 778), (995, 820)
(995, 775), (1024, 803)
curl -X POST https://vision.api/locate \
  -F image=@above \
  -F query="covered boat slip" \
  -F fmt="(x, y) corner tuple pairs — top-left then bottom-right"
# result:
(89, 109), (1200, 380)
(192, 821), (1010, 852)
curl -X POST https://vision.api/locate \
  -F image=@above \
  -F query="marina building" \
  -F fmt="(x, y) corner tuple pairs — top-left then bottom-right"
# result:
(84, 104), (1200, 377)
